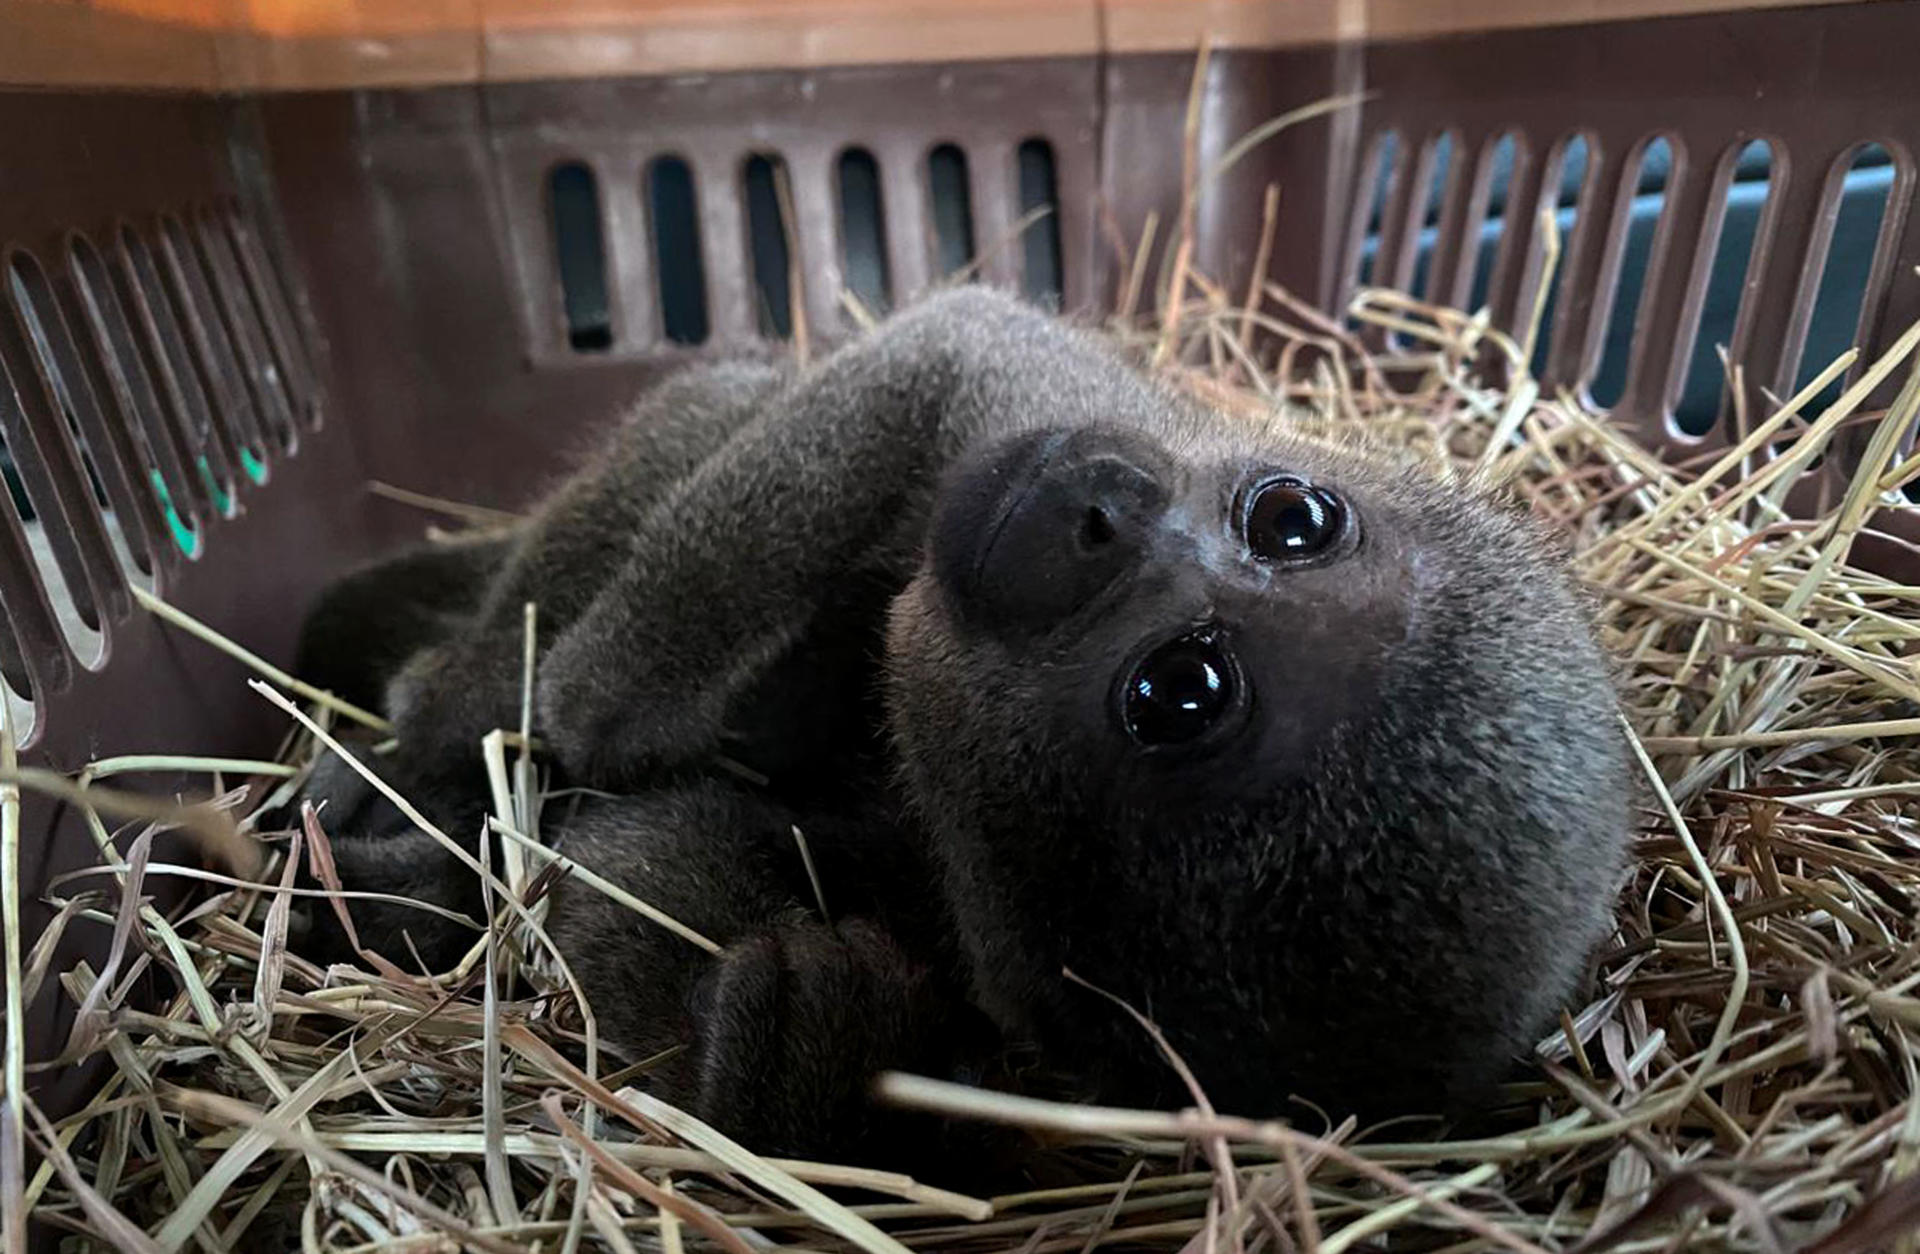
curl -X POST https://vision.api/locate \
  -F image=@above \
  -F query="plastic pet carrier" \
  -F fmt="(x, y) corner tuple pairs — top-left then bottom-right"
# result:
(6, 0), (1920, 1245)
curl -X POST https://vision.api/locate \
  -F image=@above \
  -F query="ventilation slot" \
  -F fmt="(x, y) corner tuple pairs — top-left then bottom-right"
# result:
(160, 215), (268, 484)
(1674, 140), (1775, 438)
(549, 163), (613, 352)
(0, 444), (37, 730)
(1351, 131), (1404, 295)
(0, 612), (27, 740)
(1796, 143), (1896, 407)
(224, 210), (320, 431)
(1017, 139), (1064, 308)
(837, 148), (891, 319)
(120, 226), (237, 515)
(644, 156), (709, 346)
(9, 254), (153, 586)
(0, 451), (36, 704)
(1528, 133), (1594, 376)
(1408, 133), (1456, 299)
(1591, 137), (1677, 409)
(1466, 132), (1520, 315)
(0, 262), (107, 670)
(0, 440), (38, 730)
(743, 154), (795, 340)
(194, 209), (299, 454)
(1774, 144), (1896, 470)
(69, 235), (200, 559)
(928, 144), (976, 278)
(1344, 130), (1409, 332)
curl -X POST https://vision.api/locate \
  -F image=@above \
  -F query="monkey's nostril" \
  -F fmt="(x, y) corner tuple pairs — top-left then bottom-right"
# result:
(1082, 506), (1116, 548)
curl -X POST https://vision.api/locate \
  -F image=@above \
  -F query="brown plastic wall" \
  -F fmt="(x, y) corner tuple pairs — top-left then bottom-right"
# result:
(4, 0), (1919, 1159)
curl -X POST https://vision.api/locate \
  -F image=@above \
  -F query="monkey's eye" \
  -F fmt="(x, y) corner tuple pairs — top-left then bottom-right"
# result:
(1245, 477), (1345, 561)
(1123, 630), (1237, 746)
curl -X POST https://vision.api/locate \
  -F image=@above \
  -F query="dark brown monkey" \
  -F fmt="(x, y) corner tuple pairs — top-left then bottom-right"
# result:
(293, 285), (1631, 1167)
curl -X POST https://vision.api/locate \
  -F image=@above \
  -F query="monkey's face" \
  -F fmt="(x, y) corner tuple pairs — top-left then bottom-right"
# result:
(890, 419), (1627, 1119)
(905, 420), (1421, 809)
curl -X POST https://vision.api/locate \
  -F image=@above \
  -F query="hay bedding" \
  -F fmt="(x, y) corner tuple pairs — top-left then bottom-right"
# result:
(13, 133), (1920, 1254)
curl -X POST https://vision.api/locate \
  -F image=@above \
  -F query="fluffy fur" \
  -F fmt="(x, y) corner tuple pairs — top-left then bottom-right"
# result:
(291, 286), (1632, 1167)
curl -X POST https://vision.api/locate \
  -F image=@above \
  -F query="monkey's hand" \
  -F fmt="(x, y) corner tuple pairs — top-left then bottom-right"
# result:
(543, 784), (1011, 1171)
(687, 917), (975, 1163)
(277, 758), (493, 975)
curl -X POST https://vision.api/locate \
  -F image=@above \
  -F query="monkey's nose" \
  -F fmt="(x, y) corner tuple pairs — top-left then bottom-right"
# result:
(932, 426), (1170, 635)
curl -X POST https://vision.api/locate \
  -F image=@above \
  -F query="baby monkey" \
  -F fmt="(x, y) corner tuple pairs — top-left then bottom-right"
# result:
(295, 286), (1631, 1168)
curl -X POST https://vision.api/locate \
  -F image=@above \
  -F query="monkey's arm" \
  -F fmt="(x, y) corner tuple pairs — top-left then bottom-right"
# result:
(538, 286), (1130, 783)
(293, 531), (512, 717)
(373, 360), (789, 787)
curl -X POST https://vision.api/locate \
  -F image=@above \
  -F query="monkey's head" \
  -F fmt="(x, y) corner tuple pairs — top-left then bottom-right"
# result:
(886, 410), (1631, 1122)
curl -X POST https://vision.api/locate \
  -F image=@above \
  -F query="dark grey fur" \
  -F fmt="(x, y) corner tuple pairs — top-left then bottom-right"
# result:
(292, 285), (1631, 1168)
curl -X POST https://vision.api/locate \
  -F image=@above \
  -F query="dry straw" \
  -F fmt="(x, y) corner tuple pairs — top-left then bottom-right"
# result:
(18, 90), (1920, 1254)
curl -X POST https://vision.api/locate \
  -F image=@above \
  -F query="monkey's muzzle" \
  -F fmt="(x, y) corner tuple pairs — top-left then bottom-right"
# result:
(930, 426), (1173, 636)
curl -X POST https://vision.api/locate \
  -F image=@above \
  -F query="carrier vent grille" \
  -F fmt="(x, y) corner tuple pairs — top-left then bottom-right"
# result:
(535, 137), (1071, 360)
(1336, 124), (1915, 465)
(0, 205), (324, 740)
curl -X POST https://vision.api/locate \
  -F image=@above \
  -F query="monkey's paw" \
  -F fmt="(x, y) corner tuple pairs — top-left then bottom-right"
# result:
(685, 918), (959, 1163)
